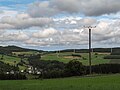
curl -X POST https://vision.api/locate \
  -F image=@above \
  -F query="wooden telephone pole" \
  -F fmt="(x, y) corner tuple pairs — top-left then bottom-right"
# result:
(84, 26), (96, 74)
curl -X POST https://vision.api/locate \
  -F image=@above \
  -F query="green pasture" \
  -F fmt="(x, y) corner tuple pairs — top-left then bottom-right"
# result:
(0, 74), (120, 90)
(0, 54), (21, 65)
(0, 54), (26, 70)
(0, 51), (115, 69)
(41, 52), (110, 65)
(12, 51), (39, 56)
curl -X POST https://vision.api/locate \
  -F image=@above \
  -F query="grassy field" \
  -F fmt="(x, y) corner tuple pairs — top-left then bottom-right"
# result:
(12, 51), (39, 56)
(110, 59), (120, 64)
(0, 54), (21, 65)
(0, 51), (111, 69)
(42, 52), (110, 65)
(0, 54), (26, 70)
(0, 74), (120, 90)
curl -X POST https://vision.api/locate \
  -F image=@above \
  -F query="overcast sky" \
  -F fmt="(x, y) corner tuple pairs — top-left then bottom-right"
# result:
(0, 0), (120, 51)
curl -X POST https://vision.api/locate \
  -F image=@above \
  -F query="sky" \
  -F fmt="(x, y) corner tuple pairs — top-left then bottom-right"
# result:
(0, 0), (120, 51)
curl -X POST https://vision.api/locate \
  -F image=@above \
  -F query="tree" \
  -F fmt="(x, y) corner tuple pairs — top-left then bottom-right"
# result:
(65, 60), (85, 76)
(1, 54), (4, 60)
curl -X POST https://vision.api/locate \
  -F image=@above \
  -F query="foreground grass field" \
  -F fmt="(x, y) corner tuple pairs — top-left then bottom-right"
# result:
(0, 74), (120, 90)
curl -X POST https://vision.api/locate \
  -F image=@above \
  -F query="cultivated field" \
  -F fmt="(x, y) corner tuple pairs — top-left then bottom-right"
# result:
(41, 52), (110, 65)
(1, 51), (119, 70)
(0, 74), (120, 90)
(0, 54), (26, 70)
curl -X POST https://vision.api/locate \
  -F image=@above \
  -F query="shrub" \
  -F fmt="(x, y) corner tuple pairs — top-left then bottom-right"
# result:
(104, 55), (120, 59)
(91, 64), (120, 74)
(72, 54), (81, 57)
(0, 73), (27, 80)
(65, 60), (85, 76)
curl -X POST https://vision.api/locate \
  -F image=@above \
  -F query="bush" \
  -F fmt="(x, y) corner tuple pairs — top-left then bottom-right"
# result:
(1, 57), (3, 60)
(65, 60), (85, 76)
(0, 73), (27, 80)
(0, 61), (19, 73)
(72, 54), (81, 57)
(95, 53), (98, 55)
(104, 55), (120, 59)
(91, 64), (120, 74)
(82, 57), (87, 60)
(41, 69), (64, 79)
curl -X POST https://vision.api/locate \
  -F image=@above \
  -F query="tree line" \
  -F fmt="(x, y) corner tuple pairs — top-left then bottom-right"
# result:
(0, 61), (26, 80)
(28, 55), (120, 79)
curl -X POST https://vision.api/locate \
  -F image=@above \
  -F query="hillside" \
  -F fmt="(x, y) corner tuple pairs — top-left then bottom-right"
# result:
(0, 45), (44, 55)
(0, 45), (120, 68)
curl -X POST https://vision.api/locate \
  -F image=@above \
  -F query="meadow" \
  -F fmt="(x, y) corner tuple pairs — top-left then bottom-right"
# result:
(41, 52), (110, 65)
(0, 51), (117, 71)
(0, 74), (120, 90)
(0, 52), (111, 66)
(0, 54), (26, 70)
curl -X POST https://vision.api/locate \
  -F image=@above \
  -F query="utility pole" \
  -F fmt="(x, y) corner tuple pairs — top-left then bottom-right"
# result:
(74, 49), (76, 53)
(111, 48), (112, 53)
(57, 32), (61, 58)
(84, 26), (96, 74)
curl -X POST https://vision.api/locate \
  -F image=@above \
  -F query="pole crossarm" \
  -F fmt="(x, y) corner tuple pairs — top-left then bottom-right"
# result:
(84, 26), (96, 29)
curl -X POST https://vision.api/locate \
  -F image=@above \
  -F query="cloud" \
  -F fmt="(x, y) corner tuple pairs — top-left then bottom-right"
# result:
(0, 13), (53, 30)
(30, 29), (88, 46)
(79, 0), (120, 16)
(92, 19), (120, 43)
(33, 28), (58, 38)
(0, 13), (96, 30)
(0, 31), (29, 42)
(53, 17), (97, 29)
(0, 23), (14, 29)
(0, 0), (120, 50)
(27, 1), (59, 17)
(29, 19), (120, 47)
(0, 10), (4, 14)
(0, 9), (18, 19)
(27, 0), (120, 17)
(0, 18), (120, 49)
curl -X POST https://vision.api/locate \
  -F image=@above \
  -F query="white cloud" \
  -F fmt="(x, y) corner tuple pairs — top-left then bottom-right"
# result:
(27, 1), (59, 17)
(0, 17), (119, 48)
(28, 19), (120, 47)
(53, 17), (97, 29)
(0, 23), (14, 29)
(0, 1), (120, 50)
(0, 31), (29, 42)
(27, 0), (120, 17)
(0, 13), (53, 30)
(33, 28), (58, 38)
(0, 9), (18, 19)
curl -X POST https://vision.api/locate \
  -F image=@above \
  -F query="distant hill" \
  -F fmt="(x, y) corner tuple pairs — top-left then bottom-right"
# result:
(60, 48), (111, 53)
(60, 47), (120, 54)
(0, 45), (120, 55)
(60, 49), (89, 53)
(0, 45), (44, 55)
(111, 48), (120, 55)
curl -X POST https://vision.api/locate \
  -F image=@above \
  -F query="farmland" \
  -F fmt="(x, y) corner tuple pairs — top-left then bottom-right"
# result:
(0, 54), (27, 70)
(41, 52), (110, 65)
(0, 54), (21, 65)
(0, 74), (120, 90)
(0, 48), (120, 88)
(0, 51), (111, 68)
(0, 46), (120, 75)
(1, 46), (120, 67)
